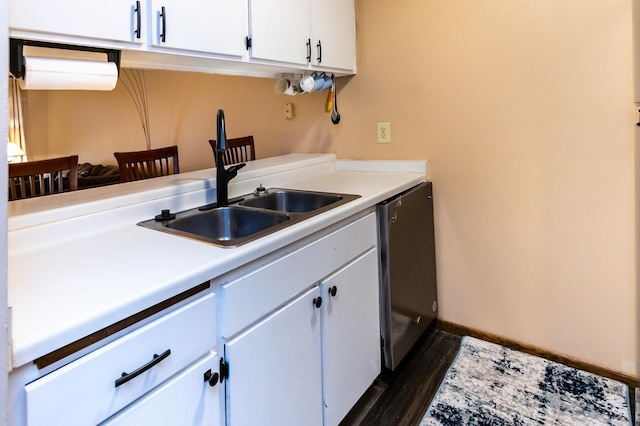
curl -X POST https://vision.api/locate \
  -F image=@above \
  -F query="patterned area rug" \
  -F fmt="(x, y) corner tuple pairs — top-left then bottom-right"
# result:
(636, 388), (640, 426)
(420, 336), (632, 425)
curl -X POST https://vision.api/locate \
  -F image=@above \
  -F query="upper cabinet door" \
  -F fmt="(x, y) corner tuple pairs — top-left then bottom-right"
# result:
(150, 0), (247, 57)
(311, 0), (355, 71)
(9, 0), (144, 46)
(249, 0), (311, 65)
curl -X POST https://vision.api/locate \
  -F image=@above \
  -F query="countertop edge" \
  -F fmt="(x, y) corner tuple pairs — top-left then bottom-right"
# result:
(9, 154), (427, 368)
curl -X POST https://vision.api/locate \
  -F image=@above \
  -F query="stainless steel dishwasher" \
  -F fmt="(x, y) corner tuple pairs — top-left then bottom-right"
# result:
(377, 182), (437, 370)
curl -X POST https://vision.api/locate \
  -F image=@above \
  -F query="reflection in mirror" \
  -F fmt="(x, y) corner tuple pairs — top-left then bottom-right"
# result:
(8, 69), (331, 205)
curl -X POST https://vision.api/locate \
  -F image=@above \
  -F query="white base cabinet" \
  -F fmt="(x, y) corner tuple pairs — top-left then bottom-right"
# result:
(225, 286), (323, 426)
(220, 212), (380, 426)
(101, 351), (221, 425)
(22, 293), (217, 426)
(10, 212), (379, 426)
(321, 249), (380, 426)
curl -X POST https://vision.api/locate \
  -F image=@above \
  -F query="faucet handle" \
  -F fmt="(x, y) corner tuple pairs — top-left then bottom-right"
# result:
(228, 162), (246, 172)
(225, 162), (246, 180)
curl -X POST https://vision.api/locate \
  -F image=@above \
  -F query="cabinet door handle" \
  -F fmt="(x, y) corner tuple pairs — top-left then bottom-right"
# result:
(159, 6), (167, 43)
(313, 296), (322, 308)
(204, 369), (219, 387)
(316, 40), (322, 64)
(328, 285), (337, 297)
(134, 1), (141, 39)
(306, 38), (311, 63)
(115, 349), (171, 387)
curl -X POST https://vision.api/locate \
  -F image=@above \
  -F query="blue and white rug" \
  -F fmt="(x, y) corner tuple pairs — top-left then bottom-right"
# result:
(420, 336), (632, 425)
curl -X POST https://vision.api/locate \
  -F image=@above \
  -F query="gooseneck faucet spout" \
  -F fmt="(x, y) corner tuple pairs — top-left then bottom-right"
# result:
(215, 109), (245, 206)
(217, 109), (227, 150)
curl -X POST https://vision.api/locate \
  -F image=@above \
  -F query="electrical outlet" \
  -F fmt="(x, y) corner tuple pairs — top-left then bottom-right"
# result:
(283, 103), (293, 119)
(377, 122), (391, 143)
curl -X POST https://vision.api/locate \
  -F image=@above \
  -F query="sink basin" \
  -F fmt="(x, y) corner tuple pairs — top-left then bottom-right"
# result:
(239, 189), (354, 213)
(138, 189), (361, 248)
(139, 206), (291, 247)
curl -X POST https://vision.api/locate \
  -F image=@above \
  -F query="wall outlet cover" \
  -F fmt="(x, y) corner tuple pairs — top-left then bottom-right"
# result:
(283, 103), (293, 119)
(377, 122), (391, 143)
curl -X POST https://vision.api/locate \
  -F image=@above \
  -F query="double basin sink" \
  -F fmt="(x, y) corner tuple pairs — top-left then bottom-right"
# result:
(138, 188), (360, 247)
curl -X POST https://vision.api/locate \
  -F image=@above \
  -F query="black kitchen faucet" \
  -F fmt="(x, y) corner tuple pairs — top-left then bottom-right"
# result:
(215, 109), (246, 206)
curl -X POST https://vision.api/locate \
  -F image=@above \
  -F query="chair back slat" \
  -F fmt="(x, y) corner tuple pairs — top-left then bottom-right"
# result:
(209, 136), (256, 167)
(114, 146), (180, 183)
(8, 155), (79, 201)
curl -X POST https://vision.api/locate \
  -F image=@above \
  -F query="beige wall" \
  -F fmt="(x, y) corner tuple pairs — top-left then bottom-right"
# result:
(21, 71), (338, 170)
(339, 0), (637, 376)
(21, 0), (638, 376)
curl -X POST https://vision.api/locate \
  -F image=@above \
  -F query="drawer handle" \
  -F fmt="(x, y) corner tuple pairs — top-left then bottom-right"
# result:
(328, 285), (337, 297)
(115, 349), (171, 387)
(313, 296), (322, 308)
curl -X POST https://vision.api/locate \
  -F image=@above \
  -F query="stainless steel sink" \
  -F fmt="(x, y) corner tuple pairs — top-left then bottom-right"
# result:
(239, 189), (345, 213)
(138, 188), (360, 248)
(139, 206), (291, 247)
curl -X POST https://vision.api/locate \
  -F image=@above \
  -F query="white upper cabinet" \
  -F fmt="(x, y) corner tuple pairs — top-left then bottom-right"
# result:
(8, 0), (355, 76)
(149, 0), (247, 57)
(249, 0), (311, 66)
(249, 0), (355, 71)
(311, 0), (356, 70)
(9, 0), (145, 46)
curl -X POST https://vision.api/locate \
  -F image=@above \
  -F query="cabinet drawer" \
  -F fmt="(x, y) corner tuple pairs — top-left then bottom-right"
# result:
(25, 293), (216, 426)
(221, 212), (376, 338)
(101, 351), (220, 426)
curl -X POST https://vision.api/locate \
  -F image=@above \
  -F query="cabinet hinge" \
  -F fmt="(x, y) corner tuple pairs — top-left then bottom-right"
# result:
(245, 36), (252, 50)
(220, 357), (229, 382)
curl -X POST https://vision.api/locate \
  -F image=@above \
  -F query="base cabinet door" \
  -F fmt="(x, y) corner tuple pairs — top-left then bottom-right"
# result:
(225, 286), (323, 426)
(321, 249), (381, 426)
(101, 351), (221, 425)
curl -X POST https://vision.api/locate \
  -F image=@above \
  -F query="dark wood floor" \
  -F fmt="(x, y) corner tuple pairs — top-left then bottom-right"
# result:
(340, 326), (461, 426)
(340, 326), (637, 426)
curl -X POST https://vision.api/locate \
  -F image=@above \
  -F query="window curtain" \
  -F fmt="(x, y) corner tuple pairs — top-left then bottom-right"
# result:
(8, 78), (27, 162)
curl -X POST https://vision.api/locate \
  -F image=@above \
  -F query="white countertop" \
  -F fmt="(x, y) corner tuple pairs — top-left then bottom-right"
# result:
(8, 154), (426, 369)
